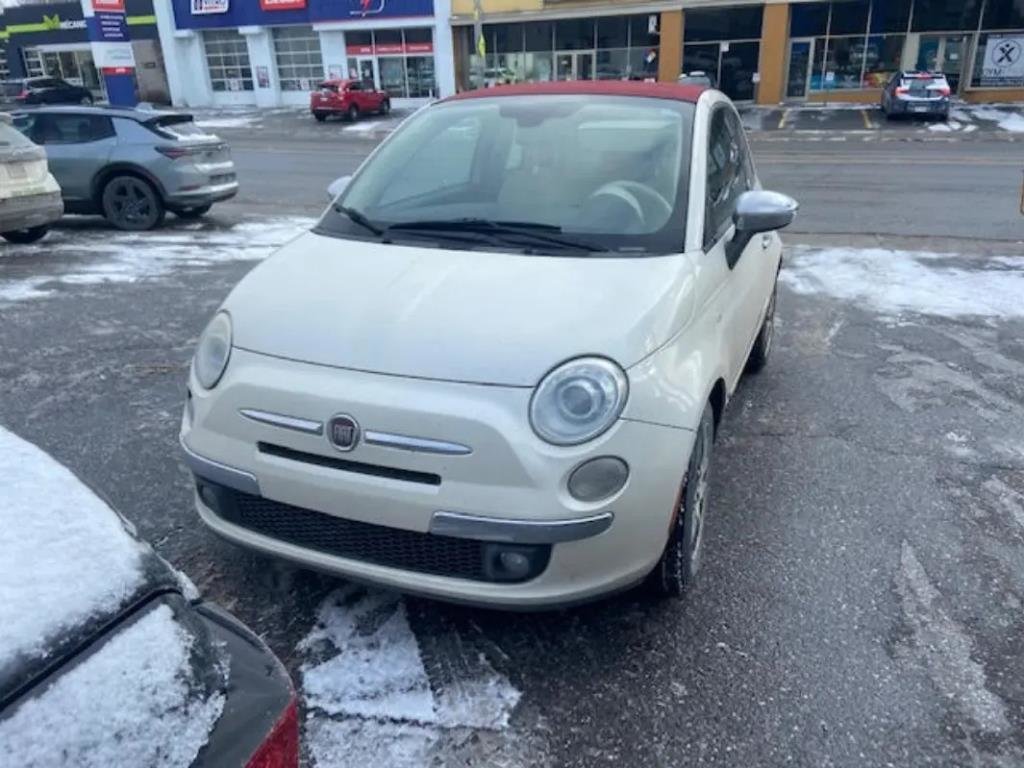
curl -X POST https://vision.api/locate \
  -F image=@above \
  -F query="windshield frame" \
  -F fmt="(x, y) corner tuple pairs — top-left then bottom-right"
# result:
(314, 94), (694, 257)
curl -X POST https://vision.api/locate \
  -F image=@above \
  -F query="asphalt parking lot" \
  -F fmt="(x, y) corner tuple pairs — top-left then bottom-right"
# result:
(2, 109), (1024, 766)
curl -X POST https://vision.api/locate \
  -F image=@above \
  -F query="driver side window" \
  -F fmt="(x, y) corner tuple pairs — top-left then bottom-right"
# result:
(704, 107), (746, 250)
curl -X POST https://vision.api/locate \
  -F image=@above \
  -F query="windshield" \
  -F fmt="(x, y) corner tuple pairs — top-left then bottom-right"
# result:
(317, 95), (693, 255)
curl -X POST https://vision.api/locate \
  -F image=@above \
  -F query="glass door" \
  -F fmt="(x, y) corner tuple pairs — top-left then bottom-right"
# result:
(356, 57), (378, 89)
(941, 35), (967, 92)
(786, 39), (813, 99)
(554, 52), (594, 81)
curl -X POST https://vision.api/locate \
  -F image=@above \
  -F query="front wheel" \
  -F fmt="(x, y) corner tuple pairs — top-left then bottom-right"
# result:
(648, 403), (715, 598)
(101, 175), (165, 231)
(746, 282), (777, 374)
(2, 226), (49, 244)
(171, 204), (212, 220)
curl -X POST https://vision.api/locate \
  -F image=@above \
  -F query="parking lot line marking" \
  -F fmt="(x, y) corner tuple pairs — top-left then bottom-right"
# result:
(777, 109), (792, 130)
(861, 109), (876, 129)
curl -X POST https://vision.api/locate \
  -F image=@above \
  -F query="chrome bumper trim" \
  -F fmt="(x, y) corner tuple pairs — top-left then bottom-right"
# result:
(364, 430), (472, 456)
(180, 437), (261, 496)
(429, 510), (613, 544)
(240, 408), (323, 435)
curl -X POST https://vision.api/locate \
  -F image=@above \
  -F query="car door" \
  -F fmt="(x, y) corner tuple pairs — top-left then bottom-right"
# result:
(360, 80), (379, 111)
(29, 113), (117, 202)
(701, 103), (772, 386)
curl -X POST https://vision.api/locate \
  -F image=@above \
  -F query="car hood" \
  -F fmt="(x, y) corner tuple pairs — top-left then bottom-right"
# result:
(226, 232), (697, 386)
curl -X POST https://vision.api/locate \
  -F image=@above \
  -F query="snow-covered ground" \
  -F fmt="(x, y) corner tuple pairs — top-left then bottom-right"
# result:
(0, 217), (314, 303)
(781, 247), (1024, 319)
(299, 586), (534, 767)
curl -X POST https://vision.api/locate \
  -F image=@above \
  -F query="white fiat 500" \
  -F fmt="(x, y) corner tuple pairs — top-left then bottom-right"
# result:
(182, 82), (797, 609)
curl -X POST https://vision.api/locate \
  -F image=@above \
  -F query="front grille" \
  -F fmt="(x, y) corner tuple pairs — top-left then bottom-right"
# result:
(202, 484), (549, 583)
(258, 442), (441, 486)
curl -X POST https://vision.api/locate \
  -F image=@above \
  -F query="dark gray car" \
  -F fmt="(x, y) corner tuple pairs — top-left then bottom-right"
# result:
(880, 71), (951, 121)
(12, 106), (238, 230)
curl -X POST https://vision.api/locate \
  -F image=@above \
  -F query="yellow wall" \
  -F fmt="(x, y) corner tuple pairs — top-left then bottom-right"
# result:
(659, 10), (684, 83)
(756, 2), (788, 105)
(452, 0), (542, 15)
(964, 88), (1024, 103)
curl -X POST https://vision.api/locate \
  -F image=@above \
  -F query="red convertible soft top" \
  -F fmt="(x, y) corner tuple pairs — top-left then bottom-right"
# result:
(445, 80), (707, 104)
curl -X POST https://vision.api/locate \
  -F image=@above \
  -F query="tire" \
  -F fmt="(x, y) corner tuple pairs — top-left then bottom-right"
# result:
(79, 94), (93, 105)
(746, 282), (777, 374)
(2, 226), (49, 244)
(648, 403), (715, 598)
(347, 104), (359, 122)
(380, 99), (391, 116)
(314, 112), (327, 122)
(101, 174), (165, 231)
(171, 204), (212, 220)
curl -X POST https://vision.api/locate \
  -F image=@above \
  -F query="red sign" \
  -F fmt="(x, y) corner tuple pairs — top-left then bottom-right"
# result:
(92, 0), (125, 11)
(260, 0), (307, 9)
(345, 42), (435, 55)
(405, 42), (433, 53)
(346, 45), (374, 55)
(374, 43), (403, 54)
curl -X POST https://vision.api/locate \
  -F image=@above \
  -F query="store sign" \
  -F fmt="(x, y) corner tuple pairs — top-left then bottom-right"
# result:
(94, 12), (129, 43)
(91, 0), (125, 11)
(191, 0), (229, 14)
(345, 41), (433, 55)
(42, 14), (87, 31)
(350, 0), (386, 17)
(260, 0), (306, 9)
(981, 35), (1024, 85)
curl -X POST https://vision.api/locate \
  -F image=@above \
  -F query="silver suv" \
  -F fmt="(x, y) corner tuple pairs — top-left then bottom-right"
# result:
(12, 106), (238, 231)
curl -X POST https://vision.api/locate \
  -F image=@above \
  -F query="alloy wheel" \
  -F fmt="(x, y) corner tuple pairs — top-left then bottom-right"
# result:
(104, 177), (160, 230)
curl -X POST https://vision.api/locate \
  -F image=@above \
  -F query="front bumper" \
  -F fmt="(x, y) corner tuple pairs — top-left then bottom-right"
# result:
(182, 348), (694, 608)
(0, 190), (63, 233)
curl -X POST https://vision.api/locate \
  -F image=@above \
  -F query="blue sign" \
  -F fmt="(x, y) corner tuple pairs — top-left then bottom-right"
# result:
(171, 0), (434, 30)
(90, 12), (129, 42)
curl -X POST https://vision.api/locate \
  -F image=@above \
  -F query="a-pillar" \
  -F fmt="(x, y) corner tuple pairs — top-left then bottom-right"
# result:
(81, 0), (136, 107)
(757, 1), (790, 105)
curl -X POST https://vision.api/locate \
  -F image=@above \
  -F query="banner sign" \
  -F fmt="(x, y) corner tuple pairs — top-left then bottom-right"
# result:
(346, 41), (433, 55)
(92, 11), (129, 42)
(980, 35), (1024, 87)
(91, 0), (125, 11)
(191, 0), (230, 14)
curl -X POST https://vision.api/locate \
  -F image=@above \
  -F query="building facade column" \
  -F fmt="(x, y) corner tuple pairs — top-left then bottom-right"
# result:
(756, 1), (789, 105)
(240, 26), (279, 108)
(658, 9), (684, 83)
(316, 27), (348, 80)
(81, 0), (136, 106)
(433, 0), (456, 98)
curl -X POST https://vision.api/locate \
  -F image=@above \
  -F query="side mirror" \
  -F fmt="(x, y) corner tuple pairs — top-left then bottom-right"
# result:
(726, 190), (799, 267)
(327, 175), (352, 200)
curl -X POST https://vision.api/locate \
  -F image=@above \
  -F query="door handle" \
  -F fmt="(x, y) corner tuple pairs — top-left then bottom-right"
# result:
(761, 234), (772, 249)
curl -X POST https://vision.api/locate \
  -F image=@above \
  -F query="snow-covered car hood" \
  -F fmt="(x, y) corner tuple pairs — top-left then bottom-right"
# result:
(225, 232), (697, 386)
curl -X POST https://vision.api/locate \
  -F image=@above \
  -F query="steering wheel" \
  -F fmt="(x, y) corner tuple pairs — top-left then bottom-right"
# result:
(587, 181), (673, 231)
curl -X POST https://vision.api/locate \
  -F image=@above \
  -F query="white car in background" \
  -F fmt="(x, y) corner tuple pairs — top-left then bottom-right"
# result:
(0, 112), (62, 244)
(181, 82), (797, 609)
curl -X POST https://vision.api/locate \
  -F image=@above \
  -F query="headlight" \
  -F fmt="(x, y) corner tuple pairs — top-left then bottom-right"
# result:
(529, 357), (628, 446)
(193, 311), (232, 390)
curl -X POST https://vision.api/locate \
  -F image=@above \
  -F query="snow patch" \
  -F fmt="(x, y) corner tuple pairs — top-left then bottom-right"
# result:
(0, 605), (225, 768)
(966, 106), (1024, 133)
(193, 116), (260, 129)
(299, 587), (522, 768)
(781, 247), (1024, 319)
(0, 425), (147, 666)
(0, 217), (314, 303)
(344, 120), (383, 133)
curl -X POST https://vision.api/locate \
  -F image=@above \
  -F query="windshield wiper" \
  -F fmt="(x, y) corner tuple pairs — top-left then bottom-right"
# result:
(334, 205), (385, 237)
(387, 218), (605, 253)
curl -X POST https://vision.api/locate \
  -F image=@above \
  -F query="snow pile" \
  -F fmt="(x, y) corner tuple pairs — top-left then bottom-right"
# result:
(0, 426), (147, 665)
(0, 217), (314, 303)
(967, 106), (1024, 133)
(781, 247), (1024, 319)
(194, 116), (261, 130)
(299, 587), (522, 767)
(0, 605), (226, 768)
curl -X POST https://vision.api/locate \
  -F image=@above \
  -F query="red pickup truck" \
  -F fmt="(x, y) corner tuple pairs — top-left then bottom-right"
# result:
(310, 79), (391, 122)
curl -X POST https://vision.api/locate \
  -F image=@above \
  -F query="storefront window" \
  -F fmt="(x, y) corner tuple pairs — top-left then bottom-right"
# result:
(790, 3), (830, 37)
(555, 19), (595, 50)
(272, 26), (324, 92)
(683, 8), (761, 100)
(861, 34), (905, 87)
(824, 37), (868, 89)
(597, 17), (629, 49)
(204, 30), (253, 92)
(344, 28), (436, 98)
(684, 7), (763, 43)
(829, 1), (870, 35)
(972, 31), (1024, 87)
(524, 22), (555, 52)
(379, 56), (406, 97)
(406, 56), (436, 97)
(870, 0), (912, 33)
(596, 49), (630, 80)
(984, 0), (1024, 29)
(911, 0), (983, 32)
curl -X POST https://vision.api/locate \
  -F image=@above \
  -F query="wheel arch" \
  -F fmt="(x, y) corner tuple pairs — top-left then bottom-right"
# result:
(92, 164), (167, 206)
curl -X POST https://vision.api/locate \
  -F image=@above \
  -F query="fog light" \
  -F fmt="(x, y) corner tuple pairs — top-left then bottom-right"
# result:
(482, 543), (549, 583)
(568, 457), (629, 502)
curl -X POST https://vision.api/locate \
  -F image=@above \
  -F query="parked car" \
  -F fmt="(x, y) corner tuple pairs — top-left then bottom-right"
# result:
(12, 106), (237, 230)
(0, 426), (297, 767)
(6, 76), (95, 106)
(0, 112), (63, 243)
(678, 71), (714, 87)
(311, 79), (390, 122)
(181, 81), (797, 609)
(881, 71), (951, 120)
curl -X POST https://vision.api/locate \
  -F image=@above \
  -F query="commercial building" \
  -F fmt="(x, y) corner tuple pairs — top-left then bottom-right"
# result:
(451, 0), (1024, 105)
(0, 0), (168, 103)
(155, 0), (457, 109)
